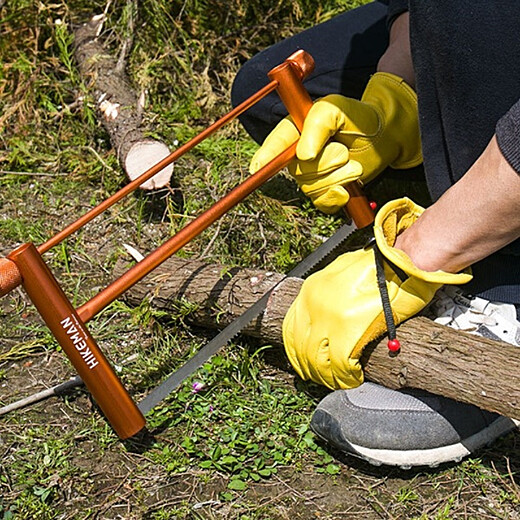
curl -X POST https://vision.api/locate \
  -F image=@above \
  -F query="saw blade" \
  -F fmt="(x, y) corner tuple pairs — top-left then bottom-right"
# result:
(137, 219), (358, 414)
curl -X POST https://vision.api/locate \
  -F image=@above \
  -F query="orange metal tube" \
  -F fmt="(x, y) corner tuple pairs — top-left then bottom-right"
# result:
(8, 243), (145, 439)
(0, 81), (278, 299)
(77, 49), (370, 322)
(0, 258), (22, 298)
(0, 50), (371, 441)
(267, 51), (375, 229)
(77, 143), (297, 322)
(38, 80), (279, 255)
(0, 51), (321, 441)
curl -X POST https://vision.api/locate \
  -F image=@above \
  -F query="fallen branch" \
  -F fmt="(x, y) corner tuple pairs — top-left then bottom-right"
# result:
(0, 353), (138, 415)
(0, 376), (82, 416)
(73, 14), (173, 189)
(115, 255), (520, 420)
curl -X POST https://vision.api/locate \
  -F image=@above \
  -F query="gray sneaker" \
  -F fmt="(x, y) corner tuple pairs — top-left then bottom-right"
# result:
(311, 383), (517, 468)
(310, 289), (520, 468)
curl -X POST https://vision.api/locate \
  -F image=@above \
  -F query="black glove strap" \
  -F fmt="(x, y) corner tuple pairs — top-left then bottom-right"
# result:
(373, 243), (401, 352)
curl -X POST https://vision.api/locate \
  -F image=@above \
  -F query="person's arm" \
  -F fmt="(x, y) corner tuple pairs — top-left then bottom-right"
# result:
(377, 12), (415, 88)
(249, 10), (421, 215)
(376, 12), (520, 274)
(394, 135), (520, 273)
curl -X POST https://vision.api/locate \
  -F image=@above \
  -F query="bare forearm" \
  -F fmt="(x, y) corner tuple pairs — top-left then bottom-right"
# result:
(395, 136), (520, 273)
(377, 12), (415, 88)
(376, 13), (520, 274)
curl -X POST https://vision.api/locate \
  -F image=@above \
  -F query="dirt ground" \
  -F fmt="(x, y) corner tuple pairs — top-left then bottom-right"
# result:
(2, 350), (520, 520)
(1, 181), (520, 518)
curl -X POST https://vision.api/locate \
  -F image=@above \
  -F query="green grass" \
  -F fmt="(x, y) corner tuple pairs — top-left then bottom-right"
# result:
(144, 345), (328, 485)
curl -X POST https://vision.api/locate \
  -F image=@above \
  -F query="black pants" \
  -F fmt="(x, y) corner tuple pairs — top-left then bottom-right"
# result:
(230, 1), (389, 144)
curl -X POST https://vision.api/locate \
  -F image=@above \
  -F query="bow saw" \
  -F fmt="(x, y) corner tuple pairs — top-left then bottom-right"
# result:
(0, 50), (375, 440)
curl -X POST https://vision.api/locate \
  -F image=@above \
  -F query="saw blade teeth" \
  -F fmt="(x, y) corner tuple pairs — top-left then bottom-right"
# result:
(138, 221), (363, 413)
(303, 229), (358, 276)
(224, 331), (241, 344)
(289, 222), (359, 279)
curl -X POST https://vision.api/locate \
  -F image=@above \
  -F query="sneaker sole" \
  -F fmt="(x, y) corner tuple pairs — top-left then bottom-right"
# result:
(313, 416), (517, 469)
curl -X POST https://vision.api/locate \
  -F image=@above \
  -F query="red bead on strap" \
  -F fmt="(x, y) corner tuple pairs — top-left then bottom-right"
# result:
(387, 339), (401, 352)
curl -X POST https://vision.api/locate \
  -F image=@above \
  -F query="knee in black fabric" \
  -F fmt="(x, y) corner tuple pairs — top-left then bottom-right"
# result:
(230, 2), (390, 143)
(231, 56), (285, 144)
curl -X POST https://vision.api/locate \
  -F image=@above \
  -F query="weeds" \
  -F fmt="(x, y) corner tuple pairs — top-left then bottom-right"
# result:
(140, 341), (343, 498)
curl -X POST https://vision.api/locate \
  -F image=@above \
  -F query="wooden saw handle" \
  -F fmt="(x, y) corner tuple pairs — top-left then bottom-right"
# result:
(0, 258), (22, 297)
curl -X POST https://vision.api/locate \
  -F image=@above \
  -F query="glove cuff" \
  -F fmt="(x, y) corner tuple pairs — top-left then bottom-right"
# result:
(374, 198), (472, 285)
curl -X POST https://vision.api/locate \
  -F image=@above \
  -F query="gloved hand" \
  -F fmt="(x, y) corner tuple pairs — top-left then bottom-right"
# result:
(250, 73), (422, 214)
(282, 198), (472, 390)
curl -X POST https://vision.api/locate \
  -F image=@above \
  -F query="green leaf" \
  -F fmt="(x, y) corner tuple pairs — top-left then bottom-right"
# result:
(33, 486), (47, 497)
(247, 443), (259, 453)
(211, 445), (222, 460)
(297, 424), (309, 435)
(228, 479), (247, 491)
(221, 455), (238, 465)
(325, 463), (341, 475)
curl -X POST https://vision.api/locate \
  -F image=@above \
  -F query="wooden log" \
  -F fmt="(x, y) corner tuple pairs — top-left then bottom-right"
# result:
(73, 14), (173, 190)
(115, 257), (520, 420)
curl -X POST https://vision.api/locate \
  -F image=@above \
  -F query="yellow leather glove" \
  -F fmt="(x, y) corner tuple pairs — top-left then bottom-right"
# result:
(250, 73), (422, 214)
(282, 198), (472, 390)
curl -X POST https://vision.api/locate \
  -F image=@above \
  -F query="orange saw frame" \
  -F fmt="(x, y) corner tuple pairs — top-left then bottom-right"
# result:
(0, 50), (374, 439)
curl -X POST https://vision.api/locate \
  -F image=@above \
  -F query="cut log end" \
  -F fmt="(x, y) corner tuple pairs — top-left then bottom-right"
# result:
(74, 19), (173, 192)
(124, 140), (174, 190)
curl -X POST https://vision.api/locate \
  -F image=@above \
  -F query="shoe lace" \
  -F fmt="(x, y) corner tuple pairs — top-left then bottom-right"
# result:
(433, 292), (496, 330)
(431, 288), (520, 338)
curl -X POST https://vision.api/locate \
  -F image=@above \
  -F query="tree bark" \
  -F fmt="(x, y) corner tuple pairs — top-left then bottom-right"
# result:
(73, 14), (173, 190)
(115, 256), (520, 420)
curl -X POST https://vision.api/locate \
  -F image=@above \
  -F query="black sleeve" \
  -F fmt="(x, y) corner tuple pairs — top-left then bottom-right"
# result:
(378, 0), (408, 28)
(496, 99), (520, 174)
